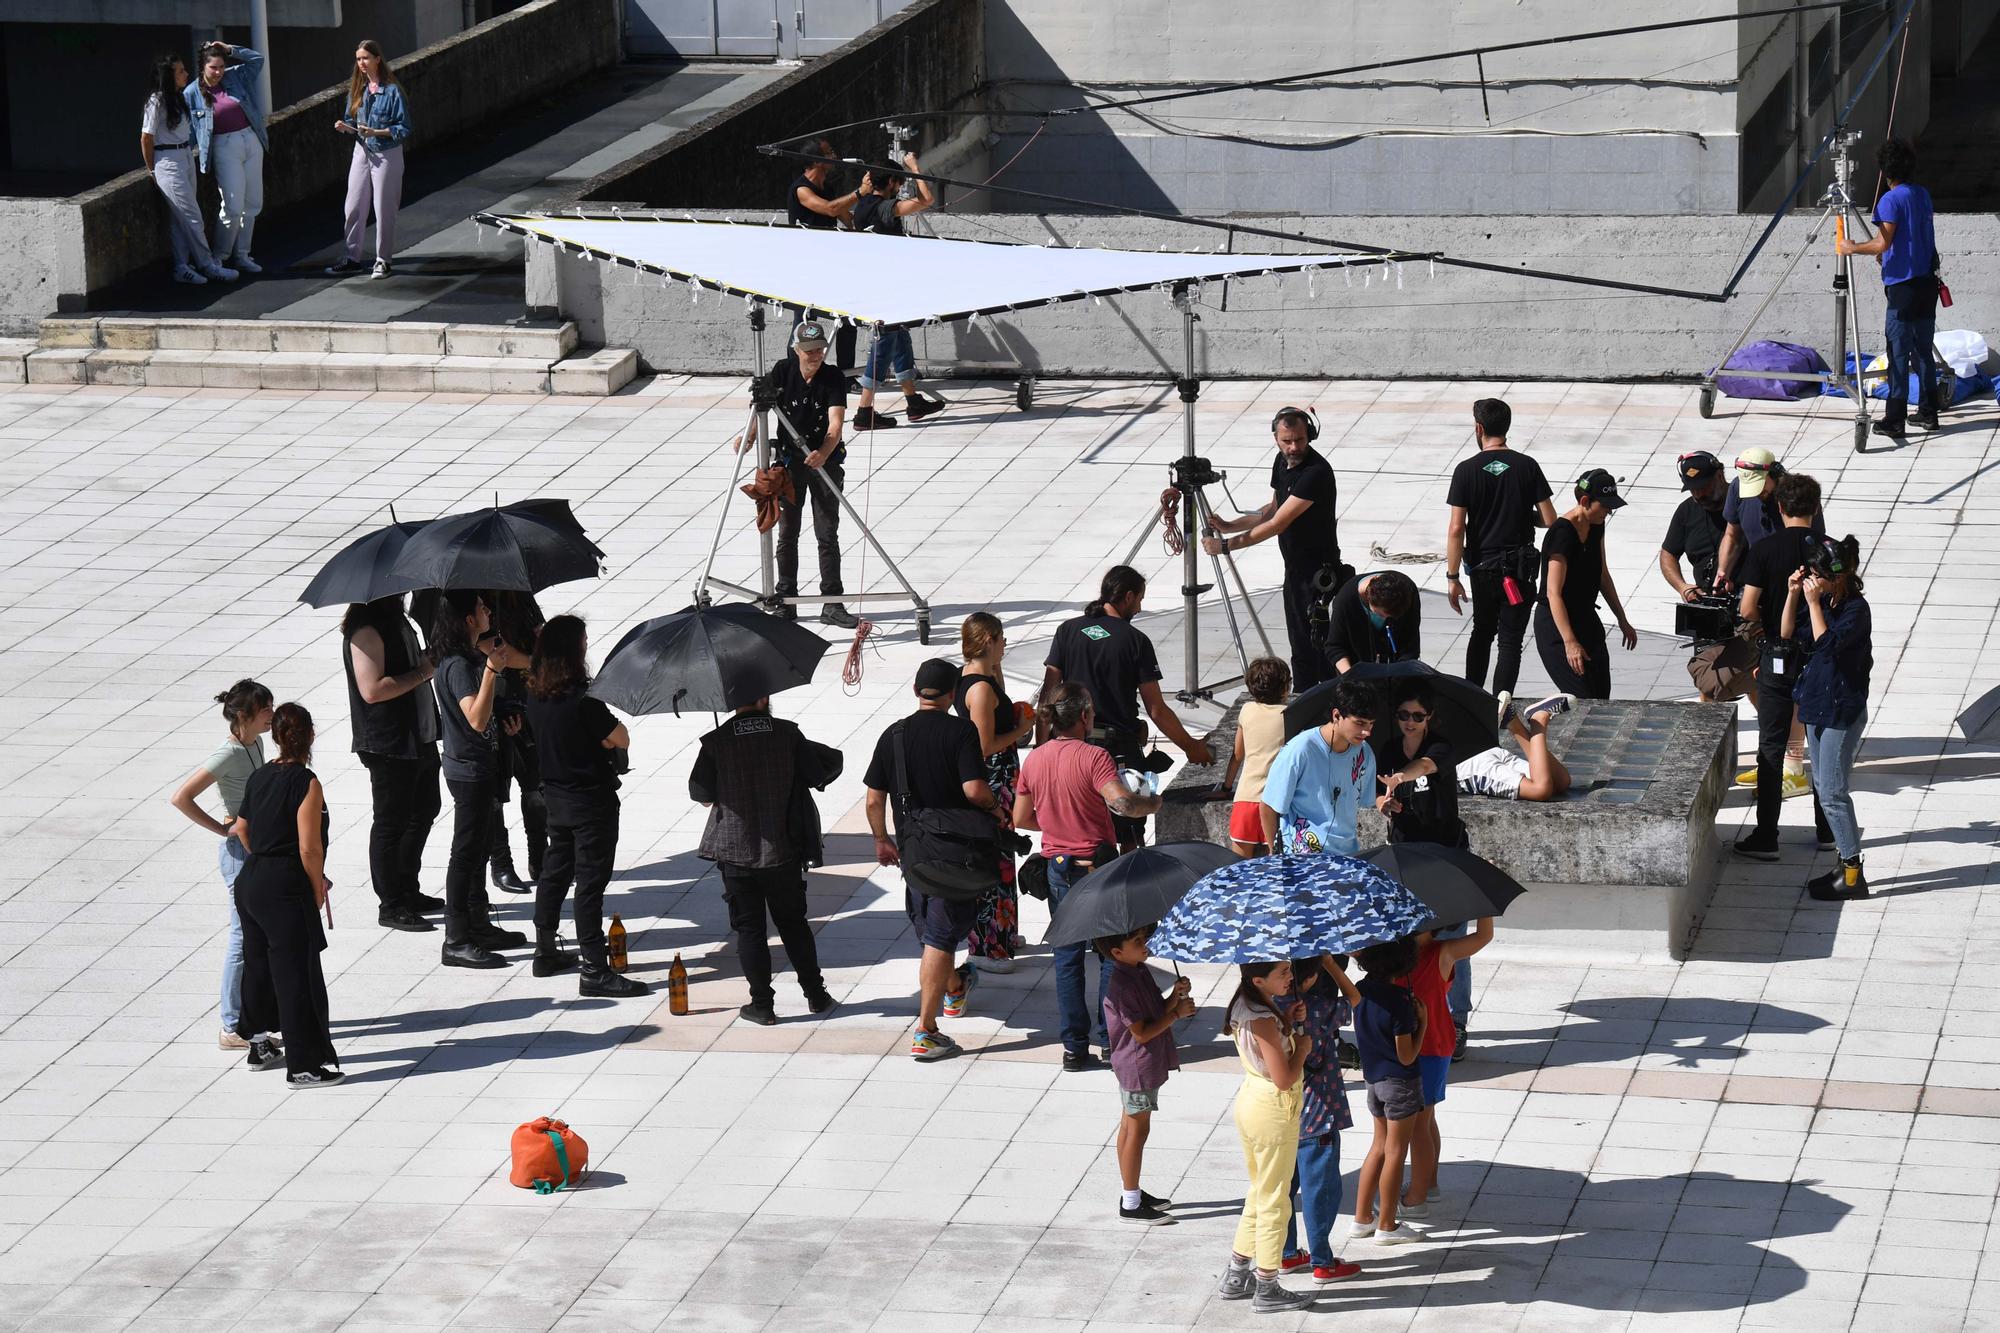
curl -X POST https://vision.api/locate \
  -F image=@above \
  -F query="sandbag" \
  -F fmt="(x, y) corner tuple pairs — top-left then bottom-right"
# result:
(1714, 341), (1828, 400)
(510, 1117), (588, 1194)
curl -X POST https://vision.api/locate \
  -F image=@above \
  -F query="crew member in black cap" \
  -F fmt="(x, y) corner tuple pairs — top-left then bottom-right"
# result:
(1659, 451), (1729, 601)
(736, 320), (859, 629)
(1533, 469), (1637, 700)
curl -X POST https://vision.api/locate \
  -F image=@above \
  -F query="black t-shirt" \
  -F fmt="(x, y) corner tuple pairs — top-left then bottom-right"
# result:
(1324, 574), (1421, 667)
(851, 194), (904, 236)
(523, 685), (622, 797)
(787, 173), (837, 229)
(1539, 520), (1605, 628)
(1372, 731), (1463, 847)
(1739, 526), (1819, 638)
(1446, 449), (1552, 565)
(1043, 613), (1163, 740)
(767, 356), (849, 467)
(863, 709), (986, 830)
(436, 653), (498, 783)
(1661, 498), (1727, 590)
(1270, 447), (1341, 574)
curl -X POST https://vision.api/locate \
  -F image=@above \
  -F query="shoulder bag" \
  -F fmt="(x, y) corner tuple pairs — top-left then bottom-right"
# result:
(891, 723), (1001, 903)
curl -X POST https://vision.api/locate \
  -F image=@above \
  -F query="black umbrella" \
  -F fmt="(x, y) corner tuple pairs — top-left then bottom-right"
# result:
(589, 602), (831, 716)
(1956, 683), (2000, 742)
(1360, 841), (1524, 927)
(388, 497), (601, 593)
(298, 519), (432, 608)
(1285, 661), (1499, 767)
(1043, 841), (1238, 947)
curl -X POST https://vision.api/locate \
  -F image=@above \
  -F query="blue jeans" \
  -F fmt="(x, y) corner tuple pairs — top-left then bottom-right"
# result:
(1285, 1134), (1344, 1266)
(1806, 709), (1866, 860)
(218, 836), (247, 1030)
(1048, 855), (1111, 1054)
(861, 327), (916, 390)
(1432, 921), (1472, 1022)
(1881, 296), (1937, 426)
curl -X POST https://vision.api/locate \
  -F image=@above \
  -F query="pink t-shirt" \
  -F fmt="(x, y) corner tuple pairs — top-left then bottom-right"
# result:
(209, 88), (251, 135)
(1018, 737), (1119, 857)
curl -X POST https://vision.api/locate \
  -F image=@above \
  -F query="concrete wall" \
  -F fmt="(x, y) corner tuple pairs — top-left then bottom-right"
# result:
(527, 208), (2000, 380)
(570, 0), (982, 210)
(1933, 0), (2000, 73)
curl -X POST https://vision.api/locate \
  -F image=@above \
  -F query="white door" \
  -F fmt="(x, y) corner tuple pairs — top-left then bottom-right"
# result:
(626, 0), (782, 58)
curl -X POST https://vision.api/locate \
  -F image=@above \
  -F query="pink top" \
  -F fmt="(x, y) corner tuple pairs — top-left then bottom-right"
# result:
(208, 88), (251, 135)
(1017, 737), (1119, 857)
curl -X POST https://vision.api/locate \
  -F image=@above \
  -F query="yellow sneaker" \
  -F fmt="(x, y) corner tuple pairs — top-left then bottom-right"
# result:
(1735, 766), (1758, 787)
(1781, 770), (1812, 799)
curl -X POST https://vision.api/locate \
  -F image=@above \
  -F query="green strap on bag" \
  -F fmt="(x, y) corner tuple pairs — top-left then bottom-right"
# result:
(532, 1128), (574, 1195)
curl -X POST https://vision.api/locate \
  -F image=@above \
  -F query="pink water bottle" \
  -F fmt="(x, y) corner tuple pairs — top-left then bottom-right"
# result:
(1502, 576), (1524, 606)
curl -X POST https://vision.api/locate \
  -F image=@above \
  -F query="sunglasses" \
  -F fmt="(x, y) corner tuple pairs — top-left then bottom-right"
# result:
(1395, 710), (1429, 722)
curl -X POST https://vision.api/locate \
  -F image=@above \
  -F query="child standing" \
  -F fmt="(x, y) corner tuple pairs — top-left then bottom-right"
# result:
(1398, 918), (1493, 1213)
(1216, 960), (1316, 1313)
(1098, 926), (1195, 1225)
(1350, 936), (1428, 1245)
(1282, 955), (1364, 1284)
(1225, 657), (1291, 855)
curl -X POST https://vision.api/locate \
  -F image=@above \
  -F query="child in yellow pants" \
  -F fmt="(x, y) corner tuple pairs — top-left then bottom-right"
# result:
(1216, 959), (1316, 1314)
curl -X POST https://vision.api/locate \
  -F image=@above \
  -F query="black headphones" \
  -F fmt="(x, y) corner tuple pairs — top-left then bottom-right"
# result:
(1271, 406), (1320, 442)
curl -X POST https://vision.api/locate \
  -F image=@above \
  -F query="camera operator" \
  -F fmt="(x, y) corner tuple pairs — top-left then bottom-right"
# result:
(1715, 448), (1823, 590)
(1322, 570), (1421, 676)
(1040, 566), (1215, 851)
(1444, 397), (1555, 696)
(1202, 407), (1345, 691)
(785, 138), (858, 371)
(849, 153), (944, 432)
(1835, 137), (1940, 441)
(1660, 452), (1753, 703)
(1732, 473), (1834, 863)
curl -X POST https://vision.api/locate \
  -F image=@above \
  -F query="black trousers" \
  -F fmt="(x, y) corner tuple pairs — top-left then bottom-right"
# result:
(1282, 572), (1329, 693)
(1752, 680), (1832, 842)
(235, 864), (336, 1076)
(360, 749), (441, 908)
(535, 790), (619, 964)
(776, 459), (844, 598)
(494, 727), (547, 879)
(1466, 568), (1533, 696)
(444, 775), (498, 943)
(722, 862), (825, 1006)
(1533, 604), (1611, 699)
(835, 321), (857, 373)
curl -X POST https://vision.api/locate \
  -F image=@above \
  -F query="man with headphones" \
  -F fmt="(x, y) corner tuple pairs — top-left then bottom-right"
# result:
(1202, 406), (1346, 690)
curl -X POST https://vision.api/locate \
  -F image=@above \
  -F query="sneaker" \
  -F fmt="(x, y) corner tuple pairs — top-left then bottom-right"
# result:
(1314, 1262), (1362, 1283)
(372, 258), (393, 280)
(1372, 1223), (1422, 1245)
(1523, 692), (1574, 722)
(1349, 1216), (1378, 1238)
(404, 891), (446, 913)
(1871, 419), (1906, 440)
(1735, 765), (1758, 788)
(1251, 1276), (1314, 1312)
(819, 604), (860, 630)
(324, 257), (367, 276)
(911, 1028), (961, 1062)
(1336, 1037), (1360, 1070)
(172, 265), (208, 285)
(1817, 831), (1837, 852)
(1427, 1186), (1442, 1202)
(1061, 1050), (1098, 1073)
(942, 965), (978, 1018)
(1732, 833), (1780, 863)
(231, 254), (262, 274)
(202, 263), (239, 282)
(805, 990), (838, 1015)
(378, 906), (436, 933)
(1452, 1023), (1467, 1063)
(1280, 1254), (1311, 1274)
(287, 1066), (345, 1089)
(1141, 1190), (1173, 1210)
(219, 1029), (248, 1050)
(1494, 690), (1514, 729)
(905, 395), (945, 422)
(1120, 1201), (1173, 1225)
(852, 406), (898, 430)
(1914, 412), (1940, 432)
(1216, 1262), (1253, 1300)
(1780, 770), (1812, 799)
(774, 603), (798, 621)
(1397, 1200), (1430, 1220)
(738, 1002), (778, 1026)
(246, 1038), (284, 1071)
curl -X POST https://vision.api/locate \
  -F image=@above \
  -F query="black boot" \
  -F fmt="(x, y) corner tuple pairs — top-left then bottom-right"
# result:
(533, 929), (575, 978)
(579, 949), (648, 998)
(1808, 857), (1869, 901)
(490, 802), (531, 894)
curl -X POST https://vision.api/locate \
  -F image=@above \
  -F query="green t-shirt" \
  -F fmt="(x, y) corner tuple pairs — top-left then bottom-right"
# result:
(202, 736), (266, 819)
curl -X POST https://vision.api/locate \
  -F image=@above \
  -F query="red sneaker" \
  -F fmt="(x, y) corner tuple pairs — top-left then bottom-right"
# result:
(1314, 1261), (1362, 1283)
(1279, 1254), (1311, 1274)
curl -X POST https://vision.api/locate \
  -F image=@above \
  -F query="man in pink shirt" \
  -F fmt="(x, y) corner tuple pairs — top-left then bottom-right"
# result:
(1016, 683), (1161, 1072)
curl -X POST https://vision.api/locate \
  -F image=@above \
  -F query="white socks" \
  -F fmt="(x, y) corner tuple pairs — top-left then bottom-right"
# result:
(1122, 1188), (1143, 1209)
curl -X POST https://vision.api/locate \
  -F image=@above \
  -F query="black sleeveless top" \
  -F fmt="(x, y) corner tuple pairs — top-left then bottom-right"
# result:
(953, 672), (1017, 776)
(343, 605), (439, 756)
(787, 173), (837, 229)
(852, 194), (904, 236)
(238, 763), (328, 895)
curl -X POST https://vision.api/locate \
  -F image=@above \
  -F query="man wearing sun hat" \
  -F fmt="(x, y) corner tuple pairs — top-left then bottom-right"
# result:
(1715, 447), (1824, 591)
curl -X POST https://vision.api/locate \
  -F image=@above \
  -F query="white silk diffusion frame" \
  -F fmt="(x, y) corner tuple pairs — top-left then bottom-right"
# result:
(477, 213), (1394, 680)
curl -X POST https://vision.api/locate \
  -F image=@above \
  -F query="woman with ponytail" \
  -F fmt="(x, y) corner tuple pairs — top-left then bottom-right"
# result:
(1789, 535), (1873, 900)
(170, 679), (273, 1051)
(954, 612), (1034, 973)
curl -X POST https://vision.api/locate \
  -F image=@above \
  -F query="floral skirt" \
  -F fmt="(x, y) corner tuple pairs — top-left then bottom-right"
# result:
(966, 758), (1018, 960)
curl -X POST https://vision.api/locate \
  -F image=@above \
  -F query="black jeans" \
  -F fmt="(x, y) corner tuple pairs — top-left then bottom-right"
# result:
(360, 749), (441, 908)
(1752, 679), (1832, 843)
(495, 726), (547, 879)
(535, 789), (619, 964)
(1282, 571), (1329, 693)
(235, 868), (336, 1076)
(1466, 568), (1533, 696)
(444, 775), (498, 943)
(722, 862), (825, 1006)
(1533, 604), (1611, 699)
(776, 458), (844, 598)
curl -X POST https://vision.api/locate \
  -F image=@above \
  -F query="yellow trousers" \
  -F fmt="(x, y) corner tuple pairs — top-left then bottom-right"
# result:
(1232, 1072), (1303, 1270)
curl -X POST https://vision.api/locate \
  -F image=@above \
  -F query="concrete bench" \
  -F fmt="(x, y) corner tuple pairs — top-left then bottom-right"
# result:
(1156, 697), (1736, 962)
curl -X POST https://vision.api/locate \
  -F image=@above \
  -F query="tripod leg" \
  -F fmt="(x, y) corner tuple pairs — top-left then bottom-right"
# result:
(696, 402), (763, 604)
(1192, 488), (1277, 661)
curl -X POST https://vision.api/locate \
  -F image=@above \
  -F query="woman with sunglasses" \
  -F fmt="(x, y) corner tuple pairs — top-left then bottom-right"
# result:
(1788, 536), (1872, 900)
(1370, 683), (1465, 850)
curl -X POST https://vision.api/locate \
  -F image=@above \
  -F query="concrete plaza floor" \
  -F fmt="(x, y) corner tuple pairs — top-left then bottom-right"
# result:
(0, 372), (1996, 1332)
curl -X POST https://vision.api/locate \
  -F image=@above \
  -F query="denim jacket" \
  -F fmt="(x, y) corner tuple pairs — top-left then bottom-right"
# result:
(343, 82), (412, 152)
(1795, 594), (1871, 729)
(183, 47), (268, 173)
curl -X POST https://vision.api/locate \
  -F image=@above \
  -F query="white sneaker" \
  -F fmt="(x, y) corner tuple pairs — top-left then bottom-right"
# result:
(231, 254), (262, 274)
(1494, 690), (1514, 728)
(1348, 1217), (1377, 1238)
(1426, 1186), (1441, 1202)
(172, 266), (208, 285)
(202, 263), (239, 282)
(1397, 1201), (1430, 1220)
(371, 258), (392, 279)
(1372, 1223), (1422, 1245)
(218, 1029), (247, 1050)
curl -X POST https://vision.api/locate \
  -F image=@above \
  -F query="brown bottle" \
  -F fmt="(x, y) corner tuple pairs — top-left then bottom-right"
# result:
(668, 953), (689, 1016)
(608, 915), (628, 973)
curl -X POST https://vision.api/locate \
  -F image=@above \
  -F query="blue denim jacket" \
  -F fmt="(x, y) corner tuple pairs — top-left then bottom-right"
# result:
(343, 83), (412, 151)
(183, 47), (268, 173)
(1795, 594), (1871, 729)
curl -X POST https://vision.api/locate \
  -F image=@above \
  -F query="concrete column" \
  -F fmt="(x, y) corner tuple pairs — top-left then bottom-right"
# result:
(250, 0), (273, 112)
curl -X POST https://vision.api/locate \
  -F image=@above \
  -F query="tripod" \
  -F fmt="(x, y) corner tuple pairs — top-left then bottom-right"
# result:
(1120, 283), (1276, 707)
(1699, 132), (1880, 453)
(695, 305), (933, 643)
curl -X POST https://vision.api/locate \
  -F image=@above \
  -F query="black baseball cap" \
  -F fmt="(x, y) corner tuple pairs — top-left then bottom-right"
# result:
(793, 320), (830, 350)
(914, 658), (959, 698)
(1575, 468), (1627, 509)
(1676, 451), (1724, 490)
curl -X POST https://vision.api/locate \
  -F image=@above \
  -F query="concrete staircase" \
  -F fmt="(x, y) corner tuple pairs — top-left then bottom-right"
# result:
(0, 318), (638, 395)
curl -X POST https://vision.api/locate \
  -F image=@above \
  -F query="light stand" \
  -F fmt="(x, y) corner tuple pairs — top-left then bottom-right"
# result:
(1699, 132), (1880, 452)
(695, 304), (934, 643)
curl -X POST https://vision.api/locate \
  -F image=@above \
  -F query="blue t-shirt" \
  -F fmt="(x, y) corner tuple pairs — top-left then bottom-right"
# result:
(1353, 975), (1419, 1083)
(1874, 182), (1936, 287)
(1261, 726), (1375, 856)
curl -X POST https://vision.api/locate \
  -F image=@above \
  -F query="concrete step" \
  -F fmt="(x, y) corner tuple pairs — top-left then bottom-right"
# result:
(23, 316), (633, 396)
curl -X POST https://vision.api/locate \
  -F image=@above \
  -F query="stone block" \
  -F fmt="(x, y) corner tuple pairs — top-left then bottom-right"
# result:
(83, 349), (150, 386)
(259, 352), (322, 389)
(153, 321), (217, 351)
(140, 351), (207, 388)
(25, 347), (89, 383)
(430, 363), (495, 393)
(443, 322), (577, 360)
(97, 319), (157, 352)
(328, 326), (391, 354)
(37, 318), (98, 349)
(200, 353), (267, 388)
(550, 347), (638, 396)
(0, 338), (31, 383)
(316, 355), (382, 391)
(211, 322), (275, 353)
(269, 323), (332, 354)
(383, 323), (449, 355)
(373, 355), (438, 392)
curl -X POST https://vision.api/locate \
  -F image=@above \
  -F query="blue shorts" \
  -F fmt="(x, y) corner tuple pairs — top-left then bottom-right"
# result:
(862, 327), (916, 389)
(1418, 1054), (1450, 1107)
(906, 884), (976, 952)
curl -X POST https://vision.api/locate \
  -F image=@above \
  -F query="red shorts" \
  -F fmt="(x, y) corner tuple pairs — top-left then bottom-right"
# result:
(1229, 800), (1268, 846)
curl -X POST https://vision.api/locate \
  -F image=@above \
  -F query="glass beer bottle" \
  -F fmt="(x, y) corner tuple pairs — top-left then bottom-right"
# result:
(668, 953), (689, 1016)
(608, 915), (628, 972)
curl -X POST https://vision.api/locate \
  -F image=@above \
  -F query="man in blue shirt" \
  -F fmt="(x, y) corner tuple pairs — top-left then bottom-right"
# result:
(1836, 138), (1939, 440)
(1260, 678), (1382, 855)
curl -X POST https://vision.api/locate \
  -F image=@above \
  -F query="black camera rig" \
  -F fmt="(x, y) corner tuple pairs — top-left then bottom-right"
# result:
(1675, 592), (1742, 649)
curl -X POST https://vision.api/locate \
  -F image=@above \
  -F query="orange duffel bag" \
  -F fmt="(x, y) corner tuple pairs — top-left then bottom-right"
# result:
(510, 1117), (588, 1194)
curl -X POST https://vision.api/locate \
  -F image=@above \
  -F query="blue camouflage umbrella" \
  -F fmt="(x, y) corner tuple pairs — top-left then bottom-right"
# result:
(1148, 853), (1432, 965)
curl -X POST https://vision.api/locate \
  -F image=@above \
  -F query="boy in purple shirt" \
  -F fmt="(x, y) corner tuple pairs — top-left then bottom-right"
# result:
(1099, 925), (1194, 1225)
